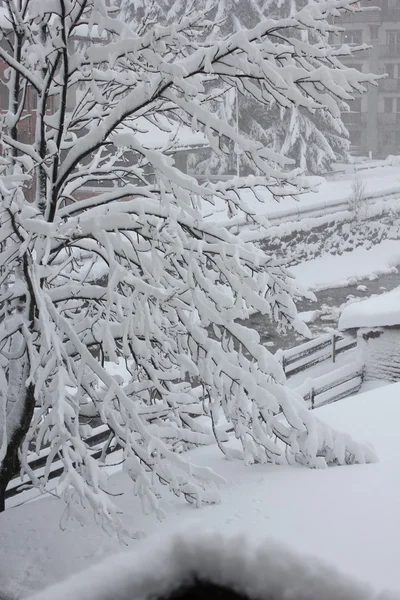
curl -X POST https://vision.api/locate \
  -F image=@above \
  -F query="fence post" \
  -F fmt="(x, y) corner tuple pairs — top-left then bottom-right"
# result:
(276, 349), (285, 374)
(310, 387), (315, 409)
(332, 333), (337, 364)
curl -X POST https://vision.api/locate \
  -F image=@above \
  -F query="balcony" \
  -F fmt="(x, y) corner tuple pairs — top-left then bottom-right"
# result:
(379, 78), (400, 91)
(377, 112), (400, 125)
(337, 8), (382, 24)
(384, 8), (400, 21)
(341, 112), (362, 126)
(379, 44), (400, 58)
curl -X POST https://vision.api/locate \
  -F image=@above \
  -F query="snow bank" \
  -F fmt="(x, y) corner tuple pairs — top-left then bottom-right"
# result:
(291, 240), (400, 291)
(27, 531), (382, 600)
(339, 287), (400, 330)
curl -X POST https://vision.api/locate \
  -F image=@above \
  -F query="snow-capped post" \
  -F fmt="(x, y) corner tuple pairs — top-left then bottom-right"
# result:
(332, 332), (337, 364)
(310, 386), (315, 410)
(0, 0), (378, 527)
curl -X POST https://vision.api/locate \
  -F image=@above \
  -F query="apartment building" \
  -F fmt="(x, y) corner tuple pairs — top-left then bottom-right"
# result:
(334, 0), (400, 157)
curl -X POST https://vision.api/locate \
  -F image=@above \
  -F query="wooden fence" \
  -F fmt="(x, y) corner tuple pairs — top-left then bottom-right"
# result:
(280, 332), (357, 378)
(5, 332), (361, 503)
(5, 425), (115, 502)
(293, 362), (363, 410)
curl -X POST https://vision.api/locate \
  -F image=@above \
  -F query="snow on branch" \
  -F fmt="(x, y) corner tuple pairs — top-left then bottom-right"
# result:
(0, 0), (377, 530)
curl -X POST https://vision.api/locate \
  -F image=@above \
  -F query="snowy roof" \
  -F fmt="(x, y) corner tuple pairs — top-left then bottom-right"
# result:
(338, 287), (400, 330)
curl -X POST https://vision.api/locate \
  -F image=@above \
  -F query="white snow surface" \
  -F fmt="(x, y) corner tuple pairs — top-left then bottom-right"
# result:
(28, 531), (386, 600)
(205, 161), (400, 224)
(291, 240), (400, 291)
(339, 286), (400, 329)
(3, 383), (400, 597)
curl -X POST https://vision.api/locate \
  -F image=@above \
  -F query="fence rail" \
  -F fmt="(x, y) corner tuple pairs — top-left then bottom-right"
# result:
(294, 362), (363, 410)
(6, 332), (360, 503)
(281, 332), (357, 378)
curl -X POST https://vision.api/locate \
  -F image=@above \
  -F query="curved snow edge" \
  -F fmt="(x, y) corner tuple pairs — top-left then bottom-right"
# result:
(26, 530), (396, 600)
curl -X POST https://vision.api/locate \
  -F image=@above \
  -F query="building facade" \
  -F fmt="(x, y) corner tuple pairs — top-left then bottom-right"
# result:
(334, 0), (400, 157)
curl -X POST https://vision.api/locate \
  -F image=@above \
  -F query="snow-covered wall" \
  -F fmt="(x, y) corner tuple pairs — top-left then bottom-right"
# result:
(258, 217), (400, 266)
(359, 327), (400, 382)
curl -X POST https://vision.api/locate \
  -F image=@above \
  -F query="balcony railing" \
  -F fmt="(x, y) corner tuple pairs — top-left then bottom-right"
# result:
(341, 112), (362, 125)
(380, 78), (400, 92)
(337, 8), (382, 24)
(384, 8), (400, 21)
(379, 44), (400, 58)
(377, 113), (400, 125)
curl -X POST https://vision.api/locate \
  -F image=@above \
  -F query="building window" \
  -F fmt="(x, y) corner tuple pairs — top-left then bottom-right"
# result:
(328, 32), (339, 45)
(370, 25), (379, 40)
(349, 97), (362, 112)
(351, 130), (361, 146)
(342, 30), (362, 45)
(384, 97), (395, 112)
(385, 63), (395, 78)
(387, 31), (400, 56)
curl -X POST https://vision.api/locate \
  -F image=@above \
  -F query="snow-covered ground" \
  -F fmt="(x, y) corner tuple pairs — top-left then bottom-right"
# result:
(2, 383), (400, 598)
(291, 239), (400, 291)
(339, 286), (400, 329)
(205, 160), (400, 223)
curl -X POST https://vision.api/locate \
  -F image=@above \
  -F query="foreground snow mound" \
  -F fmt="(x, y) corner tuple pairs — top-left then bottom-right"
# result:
(26, 531), (394, 600)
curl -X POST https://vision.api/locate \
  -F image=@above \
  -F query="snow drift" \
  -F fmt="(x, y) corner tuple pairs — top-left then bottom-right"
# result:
(26, 531), (392, 600)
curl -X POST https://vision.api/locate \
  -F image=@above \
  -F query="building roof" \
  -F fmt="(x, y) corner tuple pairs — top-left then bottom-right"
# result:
(338, 286), (400, 330)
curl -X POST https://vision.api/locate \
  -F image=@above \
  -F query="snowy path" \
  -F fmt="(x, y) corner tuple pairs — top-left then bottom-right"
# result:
(2, 384), (400, 598)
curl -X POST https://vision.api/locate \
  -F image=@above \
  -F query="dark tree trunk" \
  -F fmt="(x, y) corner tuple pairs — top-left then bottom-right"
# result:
(0, 482), (6, 512)
(0, 383), (36, 512)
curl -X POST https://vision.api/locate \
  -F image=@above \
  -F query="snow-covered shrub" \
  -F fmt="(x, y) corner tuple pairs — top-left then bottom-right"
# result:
(0, 0), (377, 531)
(349, 174), (368, 222)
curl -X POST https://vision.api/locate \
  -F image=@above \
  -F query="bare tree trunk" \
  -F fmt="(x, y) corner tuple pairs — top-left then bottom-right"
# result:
(0, 482), (6, 512)
(0, 382), (35, 511)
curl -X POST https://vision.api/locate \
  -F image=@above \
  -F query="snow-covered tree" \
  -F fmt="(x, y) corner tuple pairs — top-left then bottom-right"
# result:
(0, 0), (376, 530)
(249, 0), (352, 174)
(188, 0), (353, 176)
